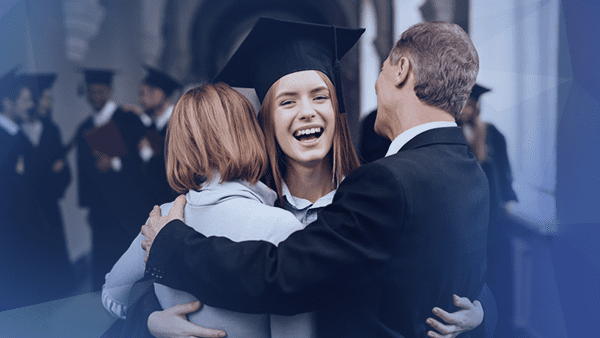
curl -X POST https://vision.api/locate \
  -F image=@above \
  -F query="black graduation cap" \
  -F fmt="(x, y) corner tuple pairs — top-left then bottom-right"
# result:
(81, 68), (117, 86)
(213, 17), (365, 114)
(142, 65), (182, 97)
(0, 65), (22, 100)
(17, 73), (57, 100)
(470, 83), (492, 102)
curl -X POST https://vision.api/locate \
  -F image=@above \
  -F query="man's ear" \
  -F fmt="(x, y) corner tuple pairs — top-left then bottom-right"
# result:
(394, 56), (411, 87)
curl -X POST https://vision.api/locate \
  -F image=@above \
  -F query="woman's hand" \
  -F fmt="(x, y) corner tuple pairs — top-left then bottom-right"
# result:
(147, 301), (226, 338)
(426, 294), (484, 338)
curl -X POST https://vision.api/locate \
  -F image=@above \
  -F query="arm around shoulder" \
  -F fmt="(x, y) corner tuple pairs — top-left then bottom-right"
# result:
(146, 163), (405, 315)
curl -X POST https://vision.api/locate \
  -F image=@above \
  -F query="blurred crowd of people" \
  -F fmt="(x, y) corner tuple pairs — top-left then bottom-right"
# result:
(0, 64), (182, 310)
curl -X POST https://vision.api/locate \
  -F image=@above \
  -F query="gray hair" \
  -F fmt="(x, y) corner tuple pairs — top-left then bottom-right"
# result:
(389, 21), (479, 119)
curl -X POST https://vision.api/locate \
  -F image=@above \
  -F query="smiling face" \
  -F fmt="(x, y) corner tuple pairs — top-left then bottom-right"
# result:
(270, 70), (336, 167)
(86, 83), (111, 111)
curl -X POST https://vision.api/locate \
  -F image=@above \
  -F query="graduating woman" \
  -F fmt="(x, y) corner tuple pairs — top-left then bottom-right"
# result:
(112, 17), (488, 338)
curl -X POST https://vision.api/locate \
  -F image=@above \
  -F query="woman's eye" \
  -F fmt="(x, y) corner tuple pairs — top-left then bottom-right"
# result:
(280, 100), (293, 106)
(314, 95), (329, 101)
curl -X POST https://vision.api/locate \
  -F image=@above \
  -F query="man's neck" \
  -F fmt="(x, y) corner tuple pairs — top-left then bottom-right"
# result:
(390, 104), (455, 140)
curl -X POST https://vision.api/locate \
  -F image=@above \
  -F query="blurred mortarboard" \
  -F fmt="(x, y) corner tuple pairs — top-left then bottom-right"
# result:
(80, 68), (117, 86)
(213, 17), (365, 114)
(470, 83), (491, 102)
(18, 73), (57, 99)
(142, 65), (182, 97)
(0, 65), (22, 100)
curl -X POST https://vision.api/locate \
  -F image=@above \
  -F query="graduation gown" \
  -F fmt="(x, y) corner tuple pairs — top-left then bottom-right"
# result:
(359, 109), (391, 164)
(140, 122), (175, 209)
(145, 127), (490, 338)
(478, 123), (517, 229)
(0, 124), (62, 310)
(75, 107), (148, 289)
(22, 117), (75, 293)
(477, 123), (517, 336)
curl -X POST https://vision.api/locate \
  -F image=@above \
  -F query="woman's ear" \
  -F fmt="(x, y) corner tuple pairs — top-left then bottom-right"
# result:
(394, 56), (411, 87)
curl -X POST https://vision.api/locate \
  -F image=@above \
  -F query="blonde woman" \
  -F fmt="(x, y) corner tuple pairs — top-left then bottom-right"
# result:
(102, 83), (305, 337)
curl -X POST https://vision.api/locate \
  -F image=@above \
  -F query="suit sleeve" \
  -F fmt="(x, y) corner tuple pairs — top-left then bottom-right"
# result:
(145, 162), (404, 315)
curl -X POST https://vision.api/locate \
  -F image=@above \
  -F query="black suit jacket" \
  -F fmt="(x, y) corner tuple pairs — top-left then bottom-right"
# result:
(145, 127), (490, 337)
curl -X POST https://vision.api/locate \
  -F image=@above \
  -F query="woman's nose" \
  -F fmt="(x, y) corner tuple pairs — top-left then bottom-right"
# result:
(298, 99), (316, 119)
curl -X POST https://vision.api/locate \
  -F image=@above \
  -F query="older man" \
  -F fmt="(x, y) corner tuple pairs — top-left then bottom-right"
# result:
(141, 21), (489, 338)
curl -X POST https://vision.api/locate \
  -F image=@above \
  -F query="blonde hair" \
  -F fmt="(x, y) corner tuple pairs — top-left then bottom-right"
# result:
(165, 83), (268, 193)
(259, 71), (360, 201)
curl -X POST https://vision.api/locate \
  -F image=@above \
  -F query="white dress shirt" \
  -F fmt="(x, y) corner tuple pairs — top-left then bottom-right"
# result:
(385, 121), (458, 157)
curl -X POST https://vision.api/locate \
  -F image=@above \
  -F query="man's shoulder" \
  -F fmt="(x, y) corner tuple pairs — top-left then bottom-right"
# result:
(112, 107), (146, 129)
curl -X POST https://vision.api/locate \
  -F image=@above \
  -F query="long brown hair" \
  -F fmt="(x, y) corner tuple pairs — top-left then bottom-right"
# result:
(259, 71), (360, 200)
(165, 83), (268, 193)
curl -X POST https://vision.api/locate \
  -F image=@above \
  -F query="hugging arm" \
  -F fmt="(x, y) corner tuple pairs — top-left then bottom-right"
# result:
(145, 163), (401, 315)
(144, 163), (487, 334)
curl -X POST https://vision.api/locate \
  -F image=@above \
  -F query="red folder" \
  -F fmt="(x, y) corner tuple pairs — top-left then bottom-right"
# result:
(83, 120), (128, 158)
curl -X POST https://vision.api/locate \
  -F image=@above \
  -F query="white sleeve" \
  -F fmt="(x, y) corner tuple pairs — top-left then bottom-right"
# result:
(101, 233), (147, 319)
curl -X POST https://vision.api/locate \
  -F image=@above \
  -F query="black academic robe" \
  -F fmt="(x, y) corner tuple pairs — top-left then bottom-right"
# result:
(25, 117), (74, 294)
(75, 107), (148, 289)
(0, 126), (61, 310)
(476, 123), (517, 336)
(478, 123), (517, 232)
(141, 124), (176, 209)
(359, 109), (391, 164)
(145, 127), (490, 338)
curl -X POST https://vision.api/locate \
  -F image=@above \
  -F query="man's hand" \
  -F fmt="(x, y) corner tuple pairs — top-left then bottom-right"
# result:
(426, 294), (484, 338)
(147, 301), (226, 338)
(93, 150), (112, 173)
(51, 159), (65, 173)
(141, 195), (186, 262)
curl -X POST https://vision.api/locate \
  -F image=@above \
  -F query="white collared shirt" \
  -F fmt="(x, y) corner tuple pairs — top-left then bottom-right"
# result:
(154, 105), (173, 131)
(21, 119), (43, 147)
(385, 121), (457, 157)
(93, 100), (118, 127)
(280, 180), (336, 227)
(0, 113), (19, 136)
(139, 105), (174, 131)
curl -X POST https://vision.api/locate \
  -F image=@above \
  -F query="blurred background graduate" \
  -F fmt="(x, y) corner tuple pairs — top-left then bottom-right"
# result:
(18, 72), (75, 297)
(73, 68), (148, 290)
(457, 83), (518, 336)
(134, 65), (182, 210)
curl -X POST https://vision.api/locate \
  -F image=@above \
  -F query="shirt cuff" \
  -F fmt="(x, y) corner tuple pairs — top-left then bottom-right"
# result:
(111, 157), (122, 172)
(140, 146), (154, 163)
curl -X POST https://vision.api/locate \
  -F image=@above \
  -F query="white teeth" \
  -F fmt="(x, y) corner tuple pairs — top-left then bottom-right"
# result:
(295, 127), (322, 137)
